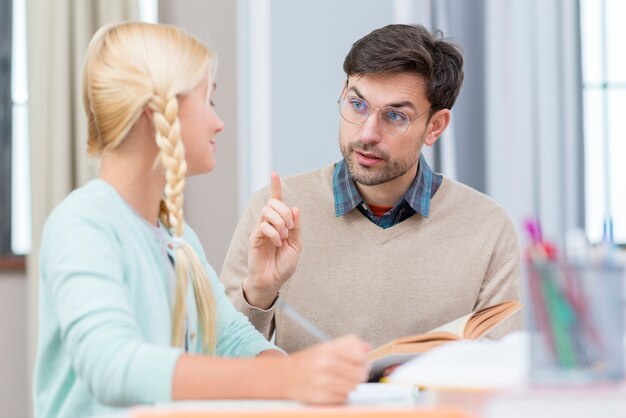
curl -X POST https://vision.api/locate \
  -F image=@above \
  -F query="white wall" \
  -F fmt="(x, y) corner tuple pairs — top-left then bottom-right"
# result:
(0, 272), (28, 418)
(160, 0), (239, 272)
(268, 0), (393, 177)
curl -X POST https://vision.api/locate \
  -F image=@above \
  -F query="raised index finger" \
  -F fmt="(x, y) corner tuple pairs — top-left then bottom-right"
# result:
(271, 171), (283, 201)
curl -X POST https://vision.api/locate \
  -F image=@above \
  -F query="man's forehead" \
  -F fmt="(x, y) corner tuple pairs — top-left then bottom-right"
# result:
(348, 72), (426, 87)
(346, 73), (428, 106)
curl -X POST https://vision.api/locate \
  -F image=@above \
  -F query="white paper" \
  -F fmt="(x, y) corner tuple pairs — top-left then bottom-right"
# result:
(347, 383), (420, 405)
(387, 331), (529, 390)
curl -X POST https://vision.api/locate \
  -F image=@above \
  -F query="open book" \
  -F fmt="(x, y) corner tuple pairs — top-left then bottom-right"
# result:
(367, 300), (523, 380)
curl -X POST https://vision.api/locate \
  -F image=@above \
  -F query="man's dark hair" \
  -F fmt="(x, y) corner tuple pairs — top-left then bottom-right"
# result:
(343, 24), (464, 111)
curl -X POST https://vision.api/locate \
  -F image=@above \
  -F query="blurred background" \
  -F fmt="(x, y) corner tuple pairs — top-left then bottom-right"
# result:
(0, 0), (624, 416)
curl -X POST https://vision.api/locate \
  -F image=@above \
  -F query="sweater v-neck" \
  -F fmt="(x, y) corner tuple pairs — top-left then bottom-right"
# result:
(324, 168), (450, 245)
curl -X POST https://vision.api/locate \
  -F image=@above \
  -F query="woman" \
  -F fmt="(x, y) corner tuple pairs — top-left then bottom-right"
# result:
(34, 21), (369, 418)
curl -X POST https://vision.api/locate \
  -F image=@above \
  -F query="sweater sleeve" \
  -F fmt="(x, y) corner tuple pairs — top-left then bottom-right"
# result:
(41, 214), (182, 407)
(474, 209), (524, 338)
(220, 189), (277, 339)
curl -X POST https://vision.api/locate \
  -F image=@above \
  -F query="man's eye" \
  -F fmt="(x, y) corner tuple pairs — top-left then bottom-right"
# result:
(350, 99), (368, 112)
(385, 110), (407, 123)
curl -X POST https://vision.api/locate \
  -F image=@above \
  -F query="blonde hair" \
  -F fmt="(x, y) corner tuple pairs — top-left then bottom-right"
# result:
(83, 21), (217, 353)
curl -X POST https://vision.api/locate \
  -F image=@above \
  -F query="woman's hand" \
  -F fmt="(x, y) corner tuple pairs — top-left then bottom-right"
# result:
(172, 335), (370, 403)
(283, 335), (371, 404)
(245, 172), (302, 309)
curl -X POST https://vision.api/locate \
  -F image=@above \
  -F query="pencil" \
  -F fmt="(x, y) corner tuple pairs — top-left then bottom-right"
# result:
(276, 299), (331, 341)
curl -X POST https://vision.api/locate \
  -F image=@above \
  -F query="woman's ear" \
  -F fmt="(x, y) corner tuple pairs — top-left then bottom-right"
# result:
(423, 109), (451, 146)
(140, 106), (157, 139)
(143, 106), (154, 123)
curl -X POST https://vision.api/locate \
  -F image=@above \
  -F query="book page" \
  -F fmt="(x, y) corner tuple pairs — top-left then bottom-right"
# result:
(428, 312), (474, 337)
(465, 300), (523, 339)
(393, 331), (460, 345)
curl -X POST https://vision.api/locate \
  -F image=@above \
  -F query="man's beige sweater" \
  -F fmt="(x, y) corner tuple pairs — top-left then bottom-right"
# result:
(221, 164), (522, 353)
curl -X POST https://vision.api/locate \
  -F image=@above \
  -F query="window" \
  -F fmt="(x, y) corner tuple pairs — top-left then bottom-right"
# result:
(0, 0), (157, 261)
(580, 0), (626, 244)
(0, 0), (30, 263)
(11, 0), (30, 256)
(0, 0), (15, 258)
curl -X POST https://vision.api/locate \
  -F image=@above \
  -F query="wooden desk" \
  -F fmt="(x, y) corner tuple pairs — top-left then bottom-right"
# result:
(130, 400), (475, 418)
(104, 385), (626, 418)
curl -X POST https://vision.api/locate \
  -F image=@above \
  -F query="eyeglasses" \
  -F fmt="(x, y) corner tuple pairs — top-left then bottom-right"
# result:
(338, 95), (431, 136)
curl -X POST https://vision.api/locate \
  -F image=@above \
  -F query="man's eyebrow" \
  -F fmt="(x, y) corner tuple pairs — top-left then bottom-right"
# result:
(386, 100), (416, 111)
(347, 86), (416, 111)
(347, 86), (364, 99)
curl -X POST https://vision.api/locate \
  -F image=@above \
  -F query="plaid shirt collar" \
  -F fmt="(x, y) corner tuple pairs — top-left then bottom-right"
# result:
(333, 153), (441, 220)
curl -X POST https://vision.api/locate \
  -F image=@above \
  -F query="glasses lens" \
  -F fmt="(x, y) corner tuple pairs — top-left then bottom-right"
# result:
(380, 107), (410, 136)
(339, 97), (369, 124)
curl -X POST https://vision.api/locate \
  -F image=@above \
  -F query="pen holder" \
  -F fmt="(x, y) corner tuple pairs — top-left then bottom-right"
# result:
(525, 260), (624, 384)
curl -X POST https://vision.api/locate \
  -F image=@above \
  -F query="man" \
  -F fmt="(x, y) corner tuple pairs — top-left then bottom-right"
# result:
(221, 24), (521, 353)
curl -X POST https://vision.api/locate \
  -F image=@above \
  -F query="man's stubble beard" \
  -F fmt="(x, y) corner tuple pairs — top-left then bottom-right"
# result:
(339, 138), (421, 186)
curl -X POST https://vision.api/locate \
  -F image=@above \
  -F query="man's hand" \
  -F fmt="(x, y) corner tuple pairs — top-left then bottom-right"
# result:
(245, 172), (302, 309)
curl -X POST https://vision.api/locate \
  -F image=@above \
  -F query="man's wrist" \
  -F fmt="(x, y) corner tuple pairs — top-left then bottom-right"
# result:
(242, 279), (280, 310)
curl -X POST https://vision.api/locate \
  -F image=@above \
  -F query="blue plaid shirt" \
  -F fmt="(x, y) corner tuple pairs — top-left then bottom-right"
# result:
(332, 154), (442, 229)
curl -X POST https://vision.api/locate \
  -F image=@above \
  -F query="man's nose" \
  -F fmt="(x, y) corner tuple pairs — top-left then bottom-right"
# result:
(359, 110), (384, 144)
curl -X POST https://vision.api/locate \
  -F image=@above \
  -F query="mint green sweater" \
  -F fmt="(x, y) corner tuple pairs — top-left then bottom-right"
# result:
(34, 179), (278, 418)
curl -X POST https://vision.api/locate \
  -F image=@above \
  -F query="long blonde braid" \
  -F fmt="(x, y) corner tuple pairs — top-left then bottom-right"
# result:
(150, 94), (217, 354)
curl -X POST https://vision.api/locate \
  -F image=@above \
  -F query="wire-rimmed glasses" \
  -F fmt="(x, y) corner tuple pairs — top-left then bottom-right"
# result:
(338, 95), (430, 136)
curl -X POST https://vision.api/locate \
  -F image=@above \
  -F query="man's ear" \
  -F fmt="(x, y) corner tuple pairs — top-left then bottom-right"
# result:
(339, 78), (349, 98)
(423, 109), (451, 146)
